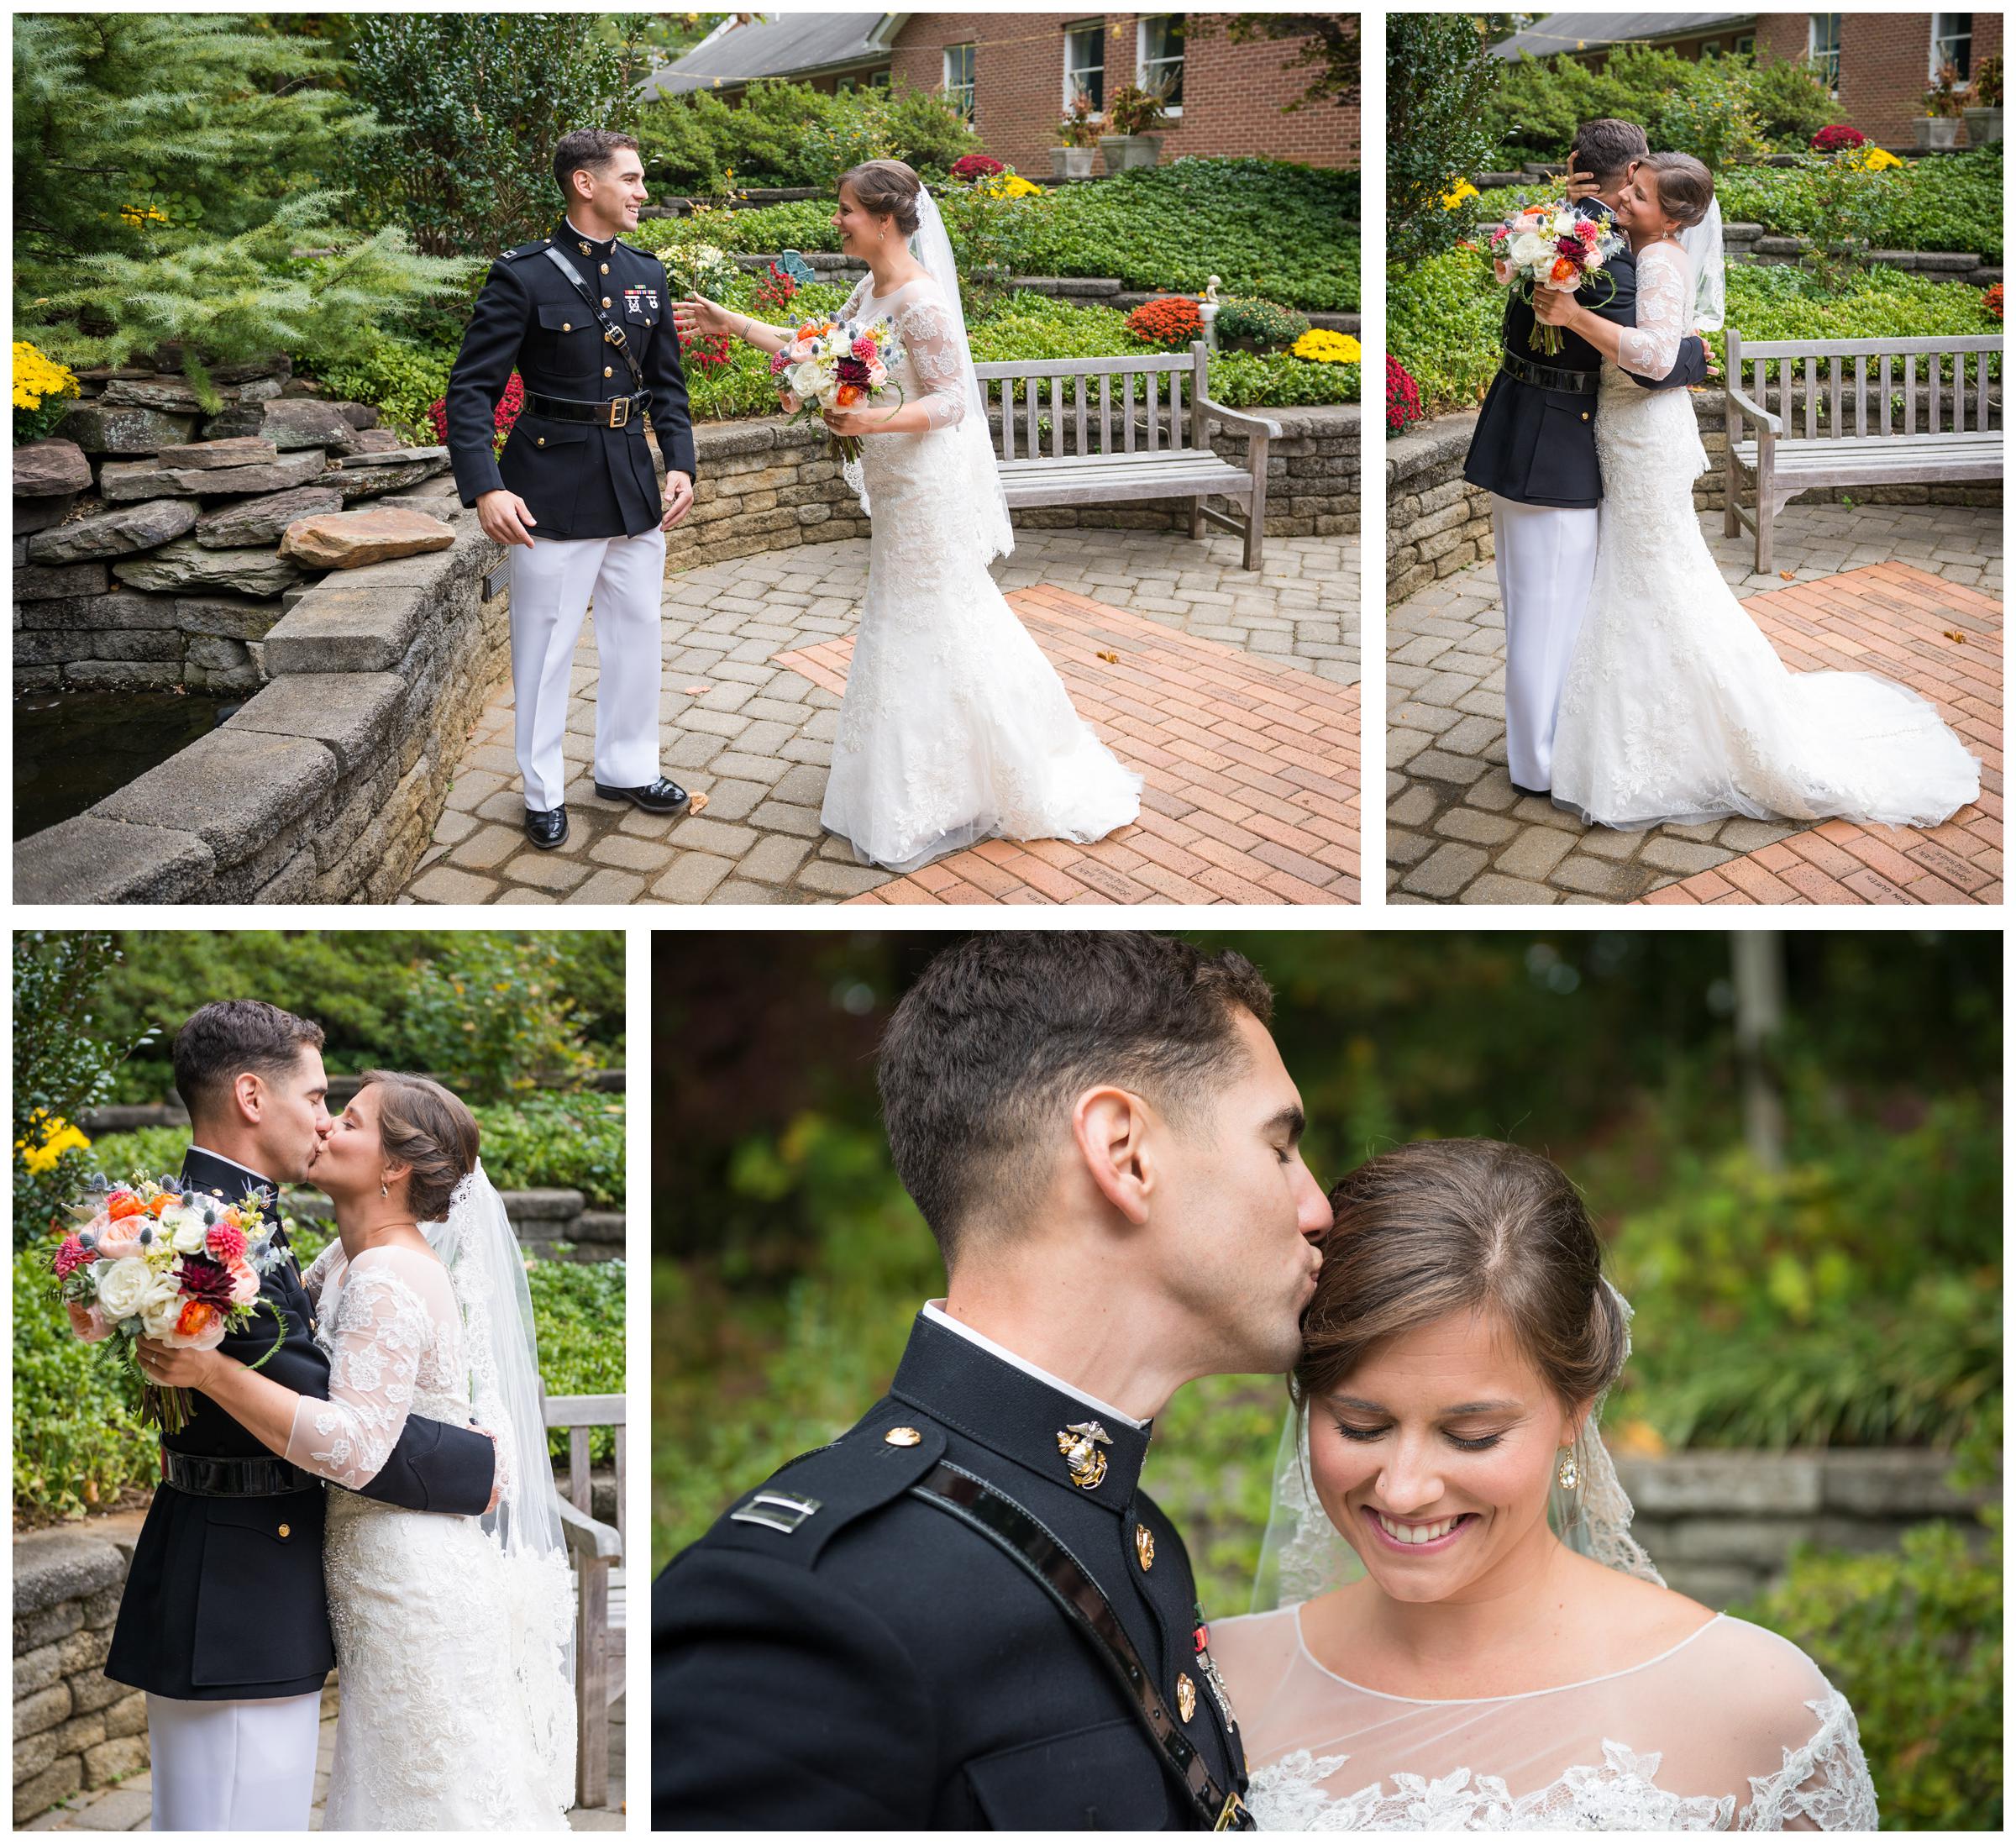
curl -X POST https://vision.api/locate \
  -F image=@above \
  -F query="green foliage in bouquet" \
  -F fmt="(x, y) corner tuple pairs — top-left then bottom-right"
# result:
(1737, 1487), (2002, 1829)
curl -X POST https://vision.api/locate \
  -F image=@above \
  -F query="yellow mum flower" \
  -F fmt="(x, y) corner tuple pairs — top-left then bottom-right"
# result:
(983, 172), (1044, 199)
(1854, 146), (1903, 171)
(1292, 328), (1361, 365)
(1441, 178), (1481, 210)
(18, 1111), (91, 1175)
(13, 342), (79, 413)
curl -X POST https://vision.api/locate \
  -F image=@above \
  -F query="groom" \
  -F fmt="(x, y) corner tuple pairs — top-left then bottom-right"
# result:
(103, 1001), (498, 1831)
(447, 127), (697, 851)
(655, 932), (1330, 1827)
(1462, 116), (1713, 794)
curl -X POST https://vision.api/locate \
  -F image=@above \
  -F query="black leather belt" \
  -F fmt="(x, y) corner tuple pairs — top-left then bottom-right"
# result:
(1499, 349), (1597, 394)
(911, 1462), (1253, 1831)
(523, 389), (649, 428)
(161, 1451), (317, 1497)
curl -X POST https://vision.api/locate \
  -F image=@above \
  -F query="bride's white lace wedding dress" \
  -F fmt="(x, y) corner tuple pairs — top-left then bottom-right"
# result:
(1551, 236), (1979, 831)
(820, 268), (1142, 870)
(1215, 1605), (1877, 1831)
(290, 1243), (575, 1830)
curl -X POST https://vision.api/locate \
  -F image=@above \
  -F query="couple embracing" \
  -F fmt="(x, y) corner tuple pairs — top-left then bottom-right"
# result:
(90, 1001), (573, 1829)
(654, 933), (1877, 1830)
(1465, 116), (1977, 834)
(449, 129), (1137, 871)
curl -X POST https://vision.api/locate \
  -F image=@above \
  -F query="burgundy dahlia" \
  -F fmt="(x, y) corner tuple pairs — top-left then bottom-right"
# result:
(1556, 236), (1583, 258)
(836, 355), (871, 387)
(175, 1253), (237, 1306)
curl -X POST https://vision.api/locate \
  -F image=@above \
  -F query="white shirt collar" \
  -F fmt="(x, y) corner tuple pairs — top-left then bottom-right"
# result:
(563, 216), (612, 249)
(921, 1300), (1147, 1430)
(185, 1144), (275, 1194)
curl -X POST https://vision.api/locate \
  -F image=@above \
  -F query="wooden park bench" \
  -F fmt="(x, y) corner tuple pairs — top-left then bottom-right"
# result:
(547, 1390), (625, 1811)
(1725, 331), (2003, 573)
(973, 341), (1283, 570)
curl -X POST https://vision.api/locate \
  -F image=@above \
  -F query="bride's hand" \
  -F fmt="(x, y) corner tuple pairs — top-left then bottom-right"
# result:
(135, 1337), (221, 1390)
(822, 404), (879, 439)
(1531, 285), (1578, 327)
(674, 296), (733, 344)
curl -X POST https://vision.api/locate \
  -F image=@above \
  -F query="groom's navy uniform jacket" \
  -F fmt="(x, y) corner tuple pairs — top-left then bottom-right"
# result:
(1464, 197), (1709, 508)
(446, 214), (696, 540)
(106, 1148), (496, 1702)
(654, 1312), (1251, 1829)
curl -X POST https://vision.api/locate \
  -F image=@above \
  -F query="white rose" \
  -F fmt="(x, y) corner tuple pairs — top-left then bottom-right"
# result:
(141, 1289), (185, 1339)
(1509, 233), (1549, 269)
(94, 1255), (157, 1321)
(166, 1207), (208, 1255)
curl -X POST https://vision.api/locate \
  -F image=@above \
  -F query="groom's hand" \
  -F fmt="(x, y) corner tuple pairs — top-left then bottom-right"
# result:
(660, 470), (695, 531)
(476, 488), (538, 549)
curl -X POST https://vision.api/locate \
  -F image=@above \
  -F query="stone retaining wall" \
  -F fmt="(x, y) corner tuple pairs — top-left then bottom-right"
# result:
(13, 1518), (150, 1826)
(1389, 395), (2001, 605)
(15, 482), (509, 905)
(1614, 1447), (1996, 1606)
(676, 402), (1357, 572)
(274, 1185), (626, 1261)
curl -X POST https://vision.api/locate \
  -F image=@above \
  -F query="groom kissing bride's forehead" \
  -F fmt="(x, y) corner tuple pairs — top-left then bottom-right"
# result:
(655, 931), (1329, 1829)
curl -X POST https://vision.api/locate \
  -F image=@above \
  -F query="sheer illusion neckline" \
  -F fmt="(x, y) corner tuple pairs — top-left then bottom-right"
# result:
(1290, 1604), (1726, 1705)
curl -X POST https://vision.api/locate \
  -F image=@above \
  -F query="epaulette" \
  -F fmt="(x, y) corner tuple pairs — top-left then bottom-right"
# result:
(499, 238), (554, 262)
(708, 1411), (948, 1570)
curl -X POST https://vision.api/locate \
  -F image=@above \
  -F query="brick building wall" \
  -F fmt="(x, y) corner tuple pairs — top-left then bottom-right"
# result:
(1746, 14), (2002, 147)
(889, 13), (1357, 176)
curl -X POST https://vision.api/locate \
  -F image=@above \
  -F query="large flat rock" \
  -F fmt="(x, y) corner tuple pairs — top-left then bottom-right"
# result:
(196, 484), (344, 549)
(176, 596), (286, 640)
(13, 438), (93, 497)
(24, 496), (199, 563)
(13, 491), (81, 534)
(52, 403), (199, 454)
(333, 448), (452, 501)
(112, 537), (302, 596)
(98, 446), (326, 502)
(13, 812), (217, 904)
(278, 507), (454, 570)
(96, 726), (334, 869)
(201, 397), (363, 455)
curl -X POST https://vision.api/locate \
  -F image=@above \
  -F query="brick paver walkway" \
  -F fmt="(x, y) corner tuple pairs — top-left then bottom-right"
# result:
(1387, 504), (2002, 905)
(404, 530), (1357, 905)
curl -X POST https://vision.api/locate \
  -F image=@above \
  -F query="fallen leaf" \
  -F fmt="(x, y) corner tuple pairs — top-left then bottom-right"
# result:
(1095, 649), (1120, 664)
(682, 684), (711, 696)
(1778, 570), (1795, 581)
(1944, 629), (1967, 644)
(687, 791), (711, 815)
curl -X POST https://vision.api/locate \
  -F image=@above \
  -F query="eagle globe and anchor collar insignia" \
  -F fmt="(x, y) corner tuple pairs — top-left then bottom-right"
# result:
(1057, 1420), (1113, 1490)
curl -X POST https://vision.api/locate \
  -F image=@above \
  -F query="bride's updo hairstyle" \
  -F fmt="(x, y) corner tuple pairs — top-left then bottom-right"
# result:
(1639, 151), (1714, 229)
(840, 158), (923, 236)
(1293, 1138), (1627, 1418)
(360, 1071), (480, 1221)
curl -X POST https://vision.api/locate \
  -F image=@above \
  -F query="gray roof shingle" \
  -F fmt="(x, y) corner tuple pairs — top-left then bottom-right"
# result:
(1491, 13), (1758, 61)
(643, 13), (891, 99)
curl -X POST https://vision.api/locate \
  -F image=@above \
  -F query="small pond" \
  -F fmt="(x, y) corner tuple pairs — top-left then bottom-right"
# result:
(14, 691), (237, 837)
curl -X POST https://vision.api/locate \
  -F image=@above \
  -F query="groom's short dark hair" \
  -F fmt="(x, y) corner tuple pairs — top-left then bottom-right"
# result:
(173, 1001), (324, 1122)
(554, 128), (641, 202)
(879, 933), (1275, 1263)
(1572, 118), (1650, 186)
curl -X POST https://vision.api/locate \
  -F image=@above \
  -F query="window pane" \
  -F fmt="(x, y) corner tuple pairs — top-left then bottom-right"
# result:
(1066, 20), (1105, 112)
(1140, 13), (1185, 108)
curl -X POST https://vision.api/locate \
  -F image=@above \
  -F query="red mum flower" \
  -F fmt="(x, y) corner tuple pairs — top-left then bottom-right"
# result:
(1386, 355), (1424, 436)
(53, 1235), (95, 1279)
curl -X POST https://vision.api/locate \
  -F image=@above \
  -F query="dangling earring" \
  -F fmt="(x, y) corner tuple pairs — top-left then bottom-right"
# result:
(380, 1178), (390, 1200)
(1556, 1445), (1579, 1492)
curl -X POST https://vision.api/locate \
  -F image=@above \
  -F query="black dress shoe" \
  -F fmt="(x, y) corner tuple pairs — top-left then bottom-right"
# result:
(524, 806), (569, 849)
(1509, 780), (1551, 799)
(594, 776), (691, 815)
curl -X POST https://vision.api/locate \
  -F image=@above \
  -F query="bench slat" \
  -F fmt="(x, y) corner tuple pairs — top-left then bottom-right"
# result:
(1733, 334), (2004, 360)
(974, 353), (1196, 379)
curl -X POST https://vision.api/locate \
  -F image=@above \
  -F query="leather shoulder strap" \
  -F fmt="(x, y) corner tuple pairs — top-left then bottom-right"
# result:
(543, 245), (647, 393)
(910, 1461), (1252, 1831)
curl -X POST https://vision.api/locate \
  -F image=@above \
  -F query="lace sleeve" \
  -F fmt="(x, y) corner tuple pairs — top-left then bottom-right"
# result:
(894, 295), (968, 428)
(284, 1254), (438, 1489)
(300, 1239), (339, 1307)
(1615, 242), (1688, 380)
(1735, 1691), (1879, 1831)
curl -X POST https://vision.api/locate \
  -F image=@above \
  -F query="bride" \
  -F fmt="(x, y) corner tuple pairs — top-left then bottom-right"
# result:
(1531, 152), (1979, 833)
(1211, 1137), (1877, 1831)
(137, 1073), (575, 1830)
(673, 158), (1142, 872)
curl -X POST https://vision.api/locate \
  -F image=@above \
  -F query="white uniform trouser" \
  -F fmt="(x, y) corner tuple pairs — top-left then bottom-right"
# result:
(1492, 495), (1599, 791)
(145, 1690), (320, 1831)
(507, 526), (665, 812)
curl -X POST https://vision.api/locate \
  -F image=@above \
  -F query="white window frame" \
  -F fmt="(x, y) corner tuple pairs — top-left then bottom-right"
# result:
(1931, 13), (1973, 80)
(1063, 19), (1105, 118)
(1733, 33), (1756, 55)
(1699, 38), (1722, 58)
(942, 42), (974, 118)
(1808, 13), (1841, 94)
(1137, 13), (1185, 118)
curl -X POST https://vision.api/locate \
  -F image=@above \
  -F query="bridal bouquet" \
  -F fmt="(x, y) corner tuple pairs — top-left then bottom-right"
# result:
(769, 314), (907, 465)
(50, 1177), (285, 1432)
(1486, 200), (1622, 355)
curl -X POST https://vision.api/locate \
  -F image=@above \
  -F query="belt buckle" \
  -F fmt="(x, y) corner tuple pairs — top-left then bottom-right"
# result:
(1215, 1792), (1247, 1831)
(608, 396), (629, 429)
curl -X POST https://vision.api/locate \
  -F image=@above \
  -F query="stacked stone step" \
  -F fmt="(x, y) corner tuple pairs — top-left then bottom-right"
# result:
(13, 354), (451, 696)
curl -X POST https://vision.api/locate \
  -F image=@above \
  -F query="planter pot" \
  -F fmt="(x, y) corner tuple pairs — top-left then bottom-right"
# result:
(1049, 145), (1096, 180)
(1914, 116), (1965, 150)
(1099, 133), (1163, 172)
(1964, 105), (2003, 144)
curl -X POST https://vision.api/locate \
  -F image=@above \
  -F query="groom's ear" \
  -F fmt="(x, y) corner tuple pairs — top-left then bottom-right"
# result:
(1070, 1085), (1154, 1227)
